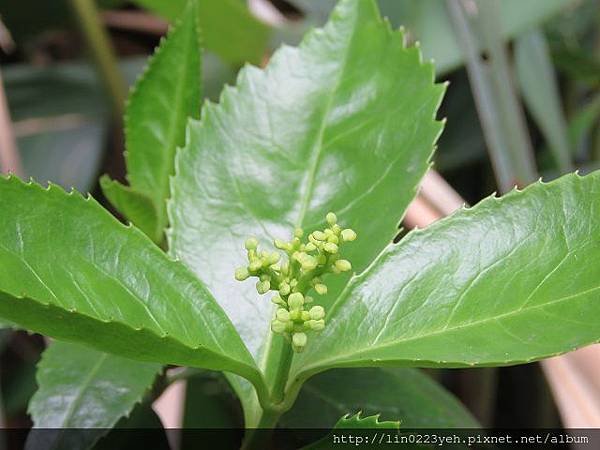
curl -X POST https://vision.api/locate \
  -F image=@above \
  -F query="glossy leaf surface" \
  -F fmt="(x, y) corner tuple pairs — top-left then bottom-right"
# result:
(293, 172), (600, 380)
(26, 341), (159, 450)
(102, 8), (201, 243)
(282, 368), (477, 428)
(130, 0), (270, 65)
(169, 0), (444, 411)
(0, 176), (258, 381)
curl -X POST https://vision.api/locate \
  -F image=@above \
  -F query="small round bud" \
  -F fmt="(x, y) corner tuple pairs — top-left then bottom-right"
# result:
(301, 311), (311, 321)
(327, 235), (339, 244)
(245, 237), (258, 250)
(324, 242), (339, 254)
(256, 280), (270, 294)
(341, 229), (357, 242)
(300, 255), (318, 271)
(335, 259), (352, 272)
(273, 239), (286, 249)
(290, 310), (301, 321)
(249, 260), (262, 272)
(305, 242), (316, 252)
(292, 332), (307, 351)
(271, 294), (285, 305)
(279, 283), (291, 296)
(271, 319), (286, 334)
(308, 319), (325, 331)
(268, 252), (280, 264)
(309, 305), (325, 320)
(288, 292), (304, 309)
(326, 212), (337, 225)
(235, 267), (249, 281)
(314, 283), (328, 295)
(276, 308), (290, 321)
(294, 228), (304, 238)
(312, 231), (326, 241)
(332, 224), (341, 234)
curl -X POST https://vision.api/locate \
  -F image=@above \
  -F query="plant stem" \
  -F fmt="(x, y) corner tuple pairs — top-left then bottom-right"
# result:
(0, 70), (23, 176)
(241, 335), (295, 449)
(68, 0), (127, 118)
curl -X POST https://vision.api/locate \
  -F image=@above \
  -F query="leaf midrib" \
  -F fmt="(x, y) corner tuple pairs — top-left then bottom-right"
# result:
(60, 352), (108, 427)
(156, 22), (197, 221)
(298, 283), (600, 376)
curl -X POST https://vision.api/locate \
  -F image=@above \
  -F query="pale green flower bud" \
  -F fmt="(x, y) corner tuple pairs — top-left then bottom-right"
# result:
(341, 228), (357, 242)
(249, 260), (262, 272)
(335, 259), (352, 272)
(292, 332), (307, 351)
(245, 237), (258, 250)
(332, 224), (341, 234)
(326, 212), (337, 225)
(290, 310), (301, 321)
(312, 231), (326, 241)
(276, 308), (290, 321)
(294, 228), (304, 238)
(324, 242), (338, 254)
(271, 294), (285, 305)
(274, 239), (286, 249)
(288, 292), (304, 309)
(271, 319), (287, 334)
(314, 283), (327, 295)
(235, 267), (249, 281)
(327, 235), (339, 244)
(279, 282), (291, 296)
(268, 252), (280, 264)
(305, 242), (316, 252)
(256, 280), (270, 294)
(308, 319), (325, 331)
(300, 255), (318, 271)
(309, 305), (325, 320)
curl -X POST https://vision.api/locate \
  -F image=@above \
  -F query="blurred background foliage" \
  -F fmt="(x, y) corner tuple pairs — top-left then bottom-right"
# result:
(0, 0), (599, 436)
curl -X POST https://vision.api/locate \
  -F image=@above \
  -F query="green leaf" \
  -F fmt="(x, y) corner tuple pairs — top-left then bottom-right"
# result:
(26, 341), (160, 450)
(100, 176), (160, 243)
(130, 0), (270, 65)
(102, 6), (202, 243)
(515, 29), (572, 172)
(168, 0), (444, 419)
(281, 368), (477, 429)
(0, 176), (260, 383)
(301, 412), (399, 450)
(292, 172), (600, 381)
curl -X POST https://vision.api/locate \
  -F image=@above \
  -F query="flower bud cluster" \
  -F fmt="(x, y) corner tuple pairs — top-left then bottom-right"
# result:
(235, 212), (357, 352)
